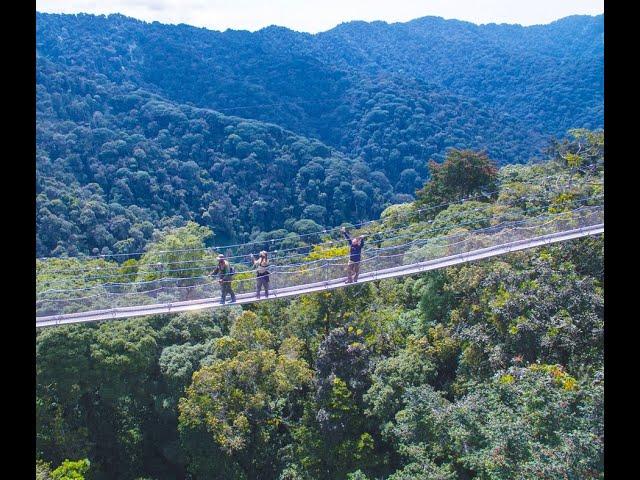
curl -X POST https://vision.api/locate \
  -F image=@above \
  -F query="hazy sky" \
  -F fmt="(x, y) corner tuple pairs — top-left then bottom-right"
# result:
(36, 0), (604, 33)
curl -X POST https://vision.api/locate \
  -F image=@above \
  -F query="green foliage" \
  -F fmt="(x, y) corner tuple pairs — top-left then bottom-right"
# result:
(36, 258), (116, 294)
(51, 459), (90, 480)
(36, 13), (602, 257)
(137, 222), (215, 281)
(366, 335), (436, 416)
(415, 149), (498, 217)
(178, 312), (312, 477)
(346, 469), (370, 480)
(36, 136), (603, 479)
(158, 310), (229, 345)
(36, 325), (96, 463)
(91, 320), (159, 380)
(36, 67), (391, 258)
(443, 248), (604, 390)
(380, 203), (414, 228)
(387, 459), (456, 480)
(305, 243), (349, 261)
(554, 129), (604, 171)
(429, 201), (494, 235)
(379, 364), (602, 480)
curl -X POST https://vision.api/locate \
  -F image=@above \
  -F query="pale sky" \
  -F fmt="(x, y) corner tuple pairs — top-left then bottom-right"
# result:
(36, 0), (604, 33)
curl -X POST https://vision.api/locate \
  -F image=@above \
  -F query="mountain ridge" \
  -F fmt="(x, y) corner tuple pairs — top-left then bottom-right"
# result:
(36, 11), (603, 256)
(36, 11), (603, 34)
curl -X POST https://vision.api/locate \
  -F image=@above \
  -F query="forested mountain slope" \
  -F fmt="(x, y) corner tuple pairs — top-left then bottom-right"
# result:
(37, 56), (388, 256)
(314, 15), (603, 133)
(36, 12), (603, 258)
(36, 12), (603, 155)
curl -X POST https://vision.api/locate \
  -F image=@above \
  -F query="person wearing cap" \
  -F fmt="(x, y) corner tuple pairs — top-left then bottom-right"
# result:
(211, 254), (236, 304)
(341, 227), (366, 283)
(250, 250), (271, 299)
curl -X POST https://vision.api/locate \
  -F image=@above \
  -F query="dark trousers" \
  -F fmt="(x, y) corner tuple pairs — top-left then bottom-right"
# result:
(347, 260), (361, 283)
(220, 281), (235, 303)
(256, 274), (269, 298)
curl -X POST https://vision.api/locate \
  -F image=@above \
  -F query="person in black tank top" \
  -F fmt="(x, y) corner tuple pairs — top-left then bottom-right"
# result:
(341, 227), (366, 283)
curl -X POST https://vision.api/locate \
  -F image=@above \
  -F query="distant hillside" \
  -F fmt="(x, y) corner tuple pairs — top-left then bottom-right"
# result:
(36, 13), (602, 159)
(37, 57), (389, 256)
(35, 12), (603, 256)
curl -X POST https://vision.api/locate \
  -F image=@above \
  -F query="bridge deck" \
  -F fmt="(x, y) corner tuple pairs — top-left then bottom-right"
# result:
(36, 223), (603, 327)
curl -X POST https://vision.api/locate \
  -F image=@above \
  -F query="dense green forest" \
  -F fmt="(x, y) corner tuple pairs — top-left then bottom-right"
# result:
(36, 12), (603, 257)
(36, 10), (604, 478)
(36, 131), (604, 479)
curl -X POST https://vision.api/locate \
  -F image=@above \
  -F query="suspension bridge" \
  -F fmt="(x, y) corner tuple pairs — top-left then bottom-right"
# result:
(36, 174), (604, 328)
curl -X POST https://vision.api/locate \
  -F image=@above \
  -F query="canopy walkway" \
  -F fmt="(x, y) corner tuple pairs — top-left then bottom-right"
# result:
(36, 203), (603, 328)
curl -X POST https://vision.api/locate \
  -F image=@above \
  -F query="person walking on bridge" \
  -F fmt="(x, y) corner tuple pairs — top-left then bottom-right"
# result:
(341, 226), (366, 283)
(251, 250), (271, 299)
(211, 254), (236, 304)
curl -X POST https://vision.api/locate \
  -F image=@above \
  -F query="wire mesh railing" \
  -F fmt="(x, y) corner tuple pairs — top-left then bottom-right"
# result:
(36, 189), (604, 292)
(36, 204), (604, 321)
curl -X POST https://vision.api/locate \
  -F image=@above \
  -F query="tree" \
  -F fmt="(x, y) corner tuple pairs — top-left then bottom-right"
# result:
(136, 222), (216, 294)
(51, 459), (90, 480)
(296, 326), (383, 477)
(415, 149), (498, 218)
(365, 335), (437, 434)
(178, 312), (313, 479)
(550, 129), (604, 172)
(36, 325), (97, 463)
(442, 247), (604, 390)
(380, 363), (602, 480)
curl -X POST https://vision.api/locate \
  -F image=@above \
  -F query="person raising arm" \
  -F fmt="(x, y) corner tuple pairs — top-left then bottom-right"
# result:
(341, 226), (366, 283)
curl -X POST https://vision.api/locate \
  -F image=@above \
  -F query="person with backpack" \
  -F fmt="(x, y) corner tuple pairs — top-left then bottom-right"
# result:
(341, 226), (366, 283)
(211, 254), (236, 304)
(251, 250), (271, 299)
